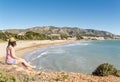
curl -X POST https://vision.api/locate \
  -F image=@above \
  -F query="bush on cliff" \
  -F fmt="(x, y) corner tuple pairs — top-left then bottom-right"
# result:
(92, 63), (120, 77)
(115, 70), (120, 77)
(0, 71), (20, 82)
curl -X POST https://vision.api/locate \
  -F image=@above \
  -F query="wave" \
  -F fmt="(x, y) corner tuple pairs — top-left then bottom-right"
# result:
(65, 42), (91, 47)
(30, 51), (48, 61)
(38, 52), (48, 58)
(48, 48), (65, 54)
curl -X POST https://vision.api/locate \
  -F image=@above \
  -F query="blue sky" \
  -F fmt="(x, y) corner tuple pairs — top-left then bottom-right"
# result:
(0, 0), (120, 34)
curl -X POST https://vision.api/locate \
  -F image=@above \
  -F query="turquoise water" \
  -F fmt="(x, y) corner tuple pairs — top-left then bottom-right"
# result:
(24, 40), (120, 74)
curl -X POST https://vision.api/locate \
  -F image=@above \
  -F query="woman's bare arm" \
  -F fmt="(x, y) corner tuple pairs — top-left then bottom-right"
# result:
(10, 46), (21, 60)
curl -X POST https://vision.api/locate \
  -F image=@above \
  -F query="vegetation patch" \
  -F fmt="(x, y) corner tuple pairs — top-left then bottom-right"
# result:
(0, 71), (20, 82)
(92, 63), (120, 77)
(115, 70), (120, 77)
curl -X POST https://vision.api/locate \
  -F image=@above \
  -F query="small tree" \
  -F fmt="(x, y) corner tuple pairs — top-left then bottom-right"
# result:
(76, 34), (83, 40)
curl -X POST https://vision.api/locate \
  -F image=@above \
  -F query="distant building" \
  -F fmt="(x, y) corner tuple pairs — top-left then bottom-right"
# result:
(49, 34), (61, 39)
(18, 32), (25, 36)
(82, 36), (105, 40)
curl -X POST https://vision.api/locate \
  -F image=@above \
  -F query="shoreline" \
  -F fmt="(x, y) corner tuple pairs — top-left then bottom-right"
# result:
(16, 40), (75, 58)
(0, 40), (75, 60)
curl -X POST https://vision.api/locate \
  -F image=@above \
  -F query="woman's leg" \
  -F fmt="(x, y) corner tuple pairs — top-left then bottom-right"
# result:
(16, 59), (35, 69)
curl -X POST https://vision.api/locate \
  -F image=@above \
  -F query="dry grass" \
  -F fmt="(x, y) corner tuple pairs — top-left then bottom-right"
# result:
(0, 61), (120, 82)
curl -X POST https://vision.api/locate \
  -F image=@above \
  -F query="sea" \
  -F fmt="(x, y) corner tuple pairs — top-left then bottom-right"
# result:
(24, 40), (120, 74)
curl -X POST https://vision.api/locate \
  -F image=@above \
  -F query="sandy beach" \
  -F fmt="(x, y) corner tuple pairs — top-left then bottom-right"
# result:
(0, 40), (73, 60)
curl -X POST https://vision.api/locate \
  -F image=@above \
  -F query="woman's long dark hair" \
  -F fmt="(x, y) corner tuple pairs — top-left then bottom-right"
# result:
(8, 41), (16, 47)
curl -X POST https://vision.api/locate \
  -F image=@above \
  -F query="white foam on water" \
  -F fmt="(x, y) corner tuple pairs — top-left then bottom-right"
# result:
(49, 48), (65, 54)
(37, 51), (48, 58)
(30, 51), (48, 61)
(82, 43), (89, 45)
(65, 42), (91, 47)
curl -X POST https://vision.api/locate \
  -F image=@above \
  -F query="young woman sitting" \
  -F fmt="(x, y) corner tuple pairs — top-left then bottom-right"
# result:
(5, 37), (36, 69)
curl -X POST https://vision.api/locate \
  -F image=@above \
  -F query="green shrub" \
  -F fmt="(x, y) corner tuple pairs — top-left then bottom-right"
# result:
(0, 71), (20, 82)
(115, 70), (120, 77)
(92, 63), (117, 76)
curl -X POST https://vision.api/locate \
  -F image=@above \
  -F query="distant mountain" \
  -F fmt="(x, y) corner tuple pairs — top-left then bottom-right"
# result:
(2, 26), (120, 40)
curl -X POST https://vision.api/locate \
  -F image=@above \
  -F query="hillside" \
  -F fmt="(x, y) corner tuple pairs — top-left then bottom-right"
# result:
(1, 26), (120, 40)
